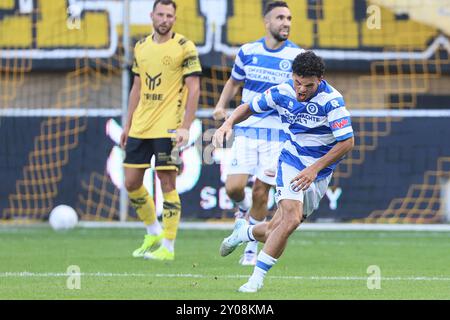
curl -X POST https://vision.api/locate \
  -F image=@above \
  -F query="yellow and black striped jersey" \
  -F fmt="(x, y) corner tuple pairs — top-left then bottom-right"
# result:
(129, 32), (202, 138)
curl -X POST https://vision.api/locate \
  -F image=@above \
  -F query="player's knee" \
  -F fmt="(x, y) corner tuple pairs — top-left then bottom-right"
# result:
(280, 203), (302, 233)
(124, 180), (141, 193)
(157, 171), (176, 192)
(225, 183), (244, 201)
(159, 180), (175, 193)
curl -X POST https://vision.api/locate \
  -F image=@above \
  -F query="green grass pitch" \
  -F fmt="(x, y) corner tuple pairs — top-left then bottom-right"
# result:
(0, 226), (449, 299)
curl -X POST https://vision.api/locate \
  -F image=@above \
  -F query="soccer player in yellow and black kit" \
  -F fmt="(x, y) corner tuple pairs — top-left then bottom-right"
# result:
(120, 0), (201, 261)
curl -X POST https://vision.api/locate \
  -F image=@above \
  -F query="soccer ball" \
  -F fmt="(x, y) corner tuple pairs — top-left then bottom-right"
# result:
(49, 205), (79, 231)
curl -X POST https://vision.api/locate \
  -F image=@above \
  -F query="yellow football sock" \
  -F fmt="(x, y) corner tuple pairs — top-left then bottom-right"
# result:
(162, 189), (181, 240)
(128, 185), (157, 225)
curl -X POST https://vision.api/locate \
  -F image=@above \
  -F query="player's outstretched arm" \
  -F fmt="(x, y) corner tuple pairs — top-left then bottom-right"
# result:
(213, 77), (242, 120)
(290, 137), (355, 191)
(212, 103), (253, 148)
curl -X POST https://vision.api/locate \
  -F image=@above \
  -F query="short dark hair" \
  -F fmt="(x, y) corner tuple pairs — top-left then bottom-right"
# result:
(263, 1), (289, 16)
(292, 51), (325, 78)
(153, 0), (177, 11)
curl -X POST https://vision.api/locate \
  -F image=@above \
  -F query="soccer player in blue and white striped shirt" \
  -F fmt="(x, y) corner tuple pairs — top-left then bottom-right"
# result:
(213, 51), (355, 292)
(213, 1), (303, 266)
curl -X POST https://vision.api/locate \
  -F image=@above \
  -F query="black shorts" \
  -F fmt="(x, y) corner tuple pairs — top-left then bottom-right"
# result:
(123, 137), (180, 170)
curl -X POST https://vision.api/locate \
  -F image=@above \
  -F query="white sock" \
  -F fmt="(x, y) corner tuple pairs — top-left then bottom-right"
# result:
(234, 207), (248, 219)
(250, 250), (277, 284)
(244, 240), (258, 254)
(238, 225), (255, 242)
(249, 216), (264, 226)
(162, 238), (175, 252)
(244, 216), (265, 253)
(146, 220), (162, 235)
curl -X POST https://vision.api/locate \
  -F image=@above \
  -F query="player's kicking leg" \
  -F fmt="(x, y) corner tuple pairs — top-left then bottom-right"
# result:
(218, 205), (286, 292)
(219, 205), (283, 257)
(239, 139), (281, 266)
(238, 199), (302, 292)
(238, 162), (331, 293)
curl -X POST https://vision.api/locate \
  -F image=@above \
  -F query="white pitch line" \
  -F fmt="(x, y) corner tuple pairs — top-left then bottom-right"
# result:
(76, 221), (450, 232)
(1, 272), (449, 282)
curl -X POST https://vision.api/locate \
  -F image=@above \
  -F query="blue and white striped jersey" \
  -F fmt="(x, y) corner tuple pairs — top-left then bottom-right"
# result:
(231, 38), (303, 140)
(249, 79), (354, 181)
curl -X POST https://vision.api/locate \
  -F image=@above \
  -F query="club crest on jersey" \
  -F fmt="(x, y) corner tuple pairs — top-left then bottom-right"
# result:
(279, 59), (291, 71)
(162, 56), (172, 66)
(306, 103), (318, 115)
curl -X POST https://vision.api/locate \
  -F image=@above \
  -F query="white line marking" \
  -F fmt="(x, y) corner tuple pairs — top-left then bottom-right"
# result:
(1, 272), (449, 282)
(77, 221), (450, 232)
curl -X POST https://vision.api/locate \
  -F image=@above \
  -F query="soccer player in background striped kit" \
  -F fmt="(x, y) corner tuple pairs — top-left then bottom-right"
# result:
(213, 1), (303, 266)
(213, 51), (355, 292)
(120, 0), (202, 261)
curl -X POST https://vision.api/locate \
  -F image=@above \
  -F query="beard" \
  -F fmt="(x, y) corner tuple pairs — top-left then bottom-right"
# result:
(154, 24), (172, 36)
(271, 29), (289, 42)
